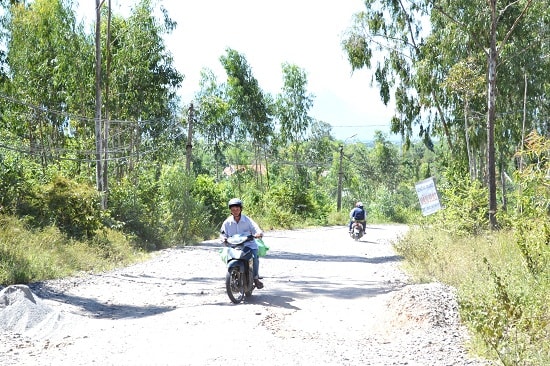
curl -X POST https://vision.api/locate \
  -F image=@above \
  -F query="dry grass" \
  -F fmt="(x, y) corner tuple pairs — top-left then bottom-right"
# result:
(0, 214), (147, 285)
(394, 226), (550, 365)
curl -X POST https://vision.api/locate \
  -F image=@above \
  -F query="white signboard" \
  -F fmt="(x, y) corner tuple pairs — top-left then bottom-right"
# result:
(415, 177), (441, 216)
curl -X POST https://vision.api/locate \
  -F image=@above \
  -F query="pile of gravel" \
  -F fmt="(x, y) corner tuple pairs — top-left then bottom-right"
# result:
(386, 282), (462, 329)
(0, 284), (63, 338)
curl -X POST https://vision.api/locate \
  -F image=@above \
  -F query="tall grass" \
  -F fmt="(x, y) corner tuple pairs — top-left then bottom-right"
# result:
(0, 215), (146, 286)
(395, 226), (550, 365)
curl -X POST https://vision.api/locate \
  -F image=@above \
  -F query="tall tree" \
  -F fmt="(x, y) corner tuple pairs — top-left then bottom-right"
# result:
(342, 0), (546, 229)
(275, 62), (314, 173)
(5, 0), (93, 170)
(219, 48), (272, 144)
(104, 0), (183, 175)
(341, 0), (440, 151)
(194, 68), (233, 178)
(432, 0), (539, 228)
(219, 48), (273, 184)
(276, 63), (314, 145)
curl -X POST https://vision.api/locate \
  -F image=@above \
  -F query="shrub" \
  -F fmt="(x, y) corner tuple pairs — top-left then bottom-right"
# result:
(43, 176), (103, 239)
(191, 174), (227, 230)
(158, 165), (211, 245)
(108, 172), (163, 251)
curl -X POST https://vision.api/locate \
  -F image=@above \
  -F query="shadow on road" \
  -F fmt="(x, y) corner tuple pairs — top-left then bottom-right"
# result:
(267, 251), (403, 265)
(210, 274), (407, 310)
(29, 273), (221, 320)
(30, 282), (177, 320)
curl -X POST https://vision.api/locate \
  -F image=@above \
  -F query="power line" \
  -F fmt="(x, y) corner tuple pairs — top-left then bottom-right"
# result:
(0, 91), (187, 163)
(0, 92), (179, 127)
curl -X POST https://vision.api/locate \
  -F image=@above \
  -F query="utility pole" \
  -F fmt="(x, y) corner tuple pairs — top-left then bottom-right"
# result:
(337, 144), (343, 212)
(95, 0), (104, 209)
(102, 0), (111, 209)
(337, 134), (356, 212)
(186, 103), (194, 172)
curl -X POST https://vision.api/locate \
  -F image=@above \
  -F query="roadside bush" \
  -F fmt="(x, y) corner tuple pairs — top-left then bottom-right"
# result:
(191, 174), (228, 230)
(158, 164), (211, 245)
(396, 226), (550, 365)
(109, 171), (164, 251)
(0, 152), (43, 218)
(0, 214), (143, 286)
(430, 173), (489, 235)
(262, 179), (321, 228)
(43, 176), (103, 239)
(368, 185), (418, 223)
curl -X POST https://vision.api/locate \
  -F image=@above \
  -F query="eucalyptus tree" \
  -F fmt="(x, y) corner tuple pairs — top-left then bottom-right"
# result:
(342, 0), (546, 229)
(441, 58), (486, 180)
(194, 68), (233, 179)
(219, 48), (273, 186)
(341, 1), (435, 151)
(5, 0), (93, 171)
(105, 0), (183, 177)
(275, 62), (314, 175)
(431, 0), (543, 227)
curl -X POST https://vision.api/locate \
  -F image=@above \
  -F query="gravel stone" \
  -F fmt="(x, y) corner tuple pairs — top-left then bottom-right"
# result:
(0, 225), (495, 366)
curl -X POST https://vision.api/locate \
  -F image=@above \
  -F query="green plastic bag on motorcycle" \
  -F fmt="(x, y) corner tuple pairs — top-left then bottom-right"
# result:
(257, 239), (269, 257)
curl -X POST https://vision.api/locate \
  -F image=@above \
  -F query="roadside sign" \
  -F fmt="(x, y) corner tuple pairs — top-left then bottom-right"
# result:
(415, 177), (441, 216)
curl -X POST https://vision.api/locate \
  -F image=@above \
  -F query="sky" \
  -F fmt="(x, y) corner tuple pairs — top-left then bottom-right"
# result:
(81, 0), (396, 142)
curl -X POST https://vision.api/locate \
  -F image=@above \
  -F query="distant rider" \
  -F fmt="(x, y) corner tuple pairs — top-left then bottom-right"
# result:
(349, 201), (366, 233)
(220, 198), (264, 289)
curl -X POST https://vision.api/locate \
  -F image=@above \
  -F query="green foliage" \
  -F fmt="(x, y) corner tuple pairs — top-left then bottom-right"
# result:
(0, 151), (36, 215)
(262, 178), (325, 228)
(430, 169), (489, 235)
(395, 226), (550, 365)
(514, 219), (550, 277)
(220, 47), (273, 145)
(191, 174), (227, 229)
(276, 63), (314, 145)
(41, 176), (103, 239)
(158, 164), (212, 245)
(108, 169), (164, 250)
(368, 184), (418, 224)
(514, 131), (550, 217)
(326, 210), (349, 227)
(0, 214), (143, 286)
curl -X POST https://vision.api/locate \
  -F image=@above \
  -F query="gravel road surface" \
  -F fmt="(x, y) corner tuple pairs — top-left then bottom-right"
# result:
(0, 225), (494, 365)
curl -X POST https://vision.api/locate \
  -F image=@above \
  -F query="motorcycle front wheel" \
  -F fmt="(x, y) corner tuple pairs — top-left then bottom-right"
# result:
(226, 267), (245, 304)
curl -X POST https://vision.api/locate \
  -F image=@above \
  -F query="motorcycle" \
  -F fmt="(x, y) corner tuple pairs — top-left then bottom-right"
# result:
(220, 234), (257, 304)
(350, 219), (365, 241)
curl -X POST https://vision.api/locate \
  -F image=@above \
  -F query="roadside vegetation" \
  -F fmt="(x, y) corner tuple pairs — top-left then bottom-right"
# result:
(395, 133), (550, 365)
(0, 1), (548, 365)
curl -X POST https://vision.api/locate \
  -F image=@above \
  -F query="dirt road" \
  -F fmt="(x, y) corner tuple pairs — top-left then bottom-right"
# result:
(1, 225), (492, 365)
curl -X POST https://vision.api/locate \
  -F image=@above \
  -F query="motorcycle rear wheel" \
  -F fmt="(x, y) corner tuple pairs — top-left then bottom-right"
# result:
(226, 267), (245, 304)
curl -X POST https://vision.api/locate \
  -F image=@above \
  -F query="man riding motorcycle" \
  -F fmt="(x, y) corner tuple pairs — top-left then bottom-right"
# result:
(348, 201), (366, 233)
(220, 198), (264, 289)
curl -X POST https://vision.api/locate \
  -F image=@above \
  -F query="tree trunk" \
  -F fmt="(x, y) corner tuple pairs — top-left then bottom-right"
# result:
(487, 0), (498, 229)
(464, 98), (474, 180)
